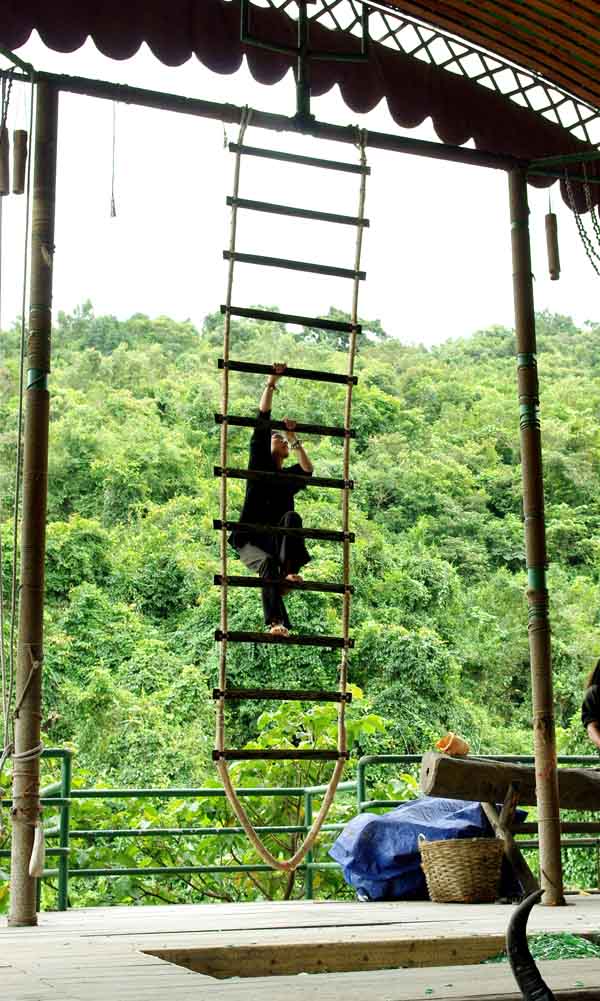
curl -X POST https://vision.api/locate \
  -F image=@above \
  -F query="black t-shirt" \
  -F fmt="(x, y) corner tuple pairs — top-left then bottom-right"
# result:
(229, 409), (312, 551)
(581, 685), (600, 729)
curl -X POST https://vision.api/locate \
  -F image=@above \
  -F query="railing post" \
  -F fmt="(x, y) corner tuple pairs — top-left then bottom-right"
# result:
(508, 168), (564, 906)
(304, 791), (313, 900)
(57, 751), (72, 911)
(356, 757), (366, 812)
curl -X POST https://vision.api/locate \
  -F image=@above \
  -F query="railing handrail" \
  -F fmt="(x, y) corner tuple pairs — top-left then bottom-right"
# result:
(4, 749), (600, 912)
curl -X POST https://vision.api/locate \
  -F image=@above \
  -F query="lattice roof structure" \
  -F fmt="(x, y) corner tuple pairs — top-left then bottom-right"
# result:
(2, 0), (600, 208)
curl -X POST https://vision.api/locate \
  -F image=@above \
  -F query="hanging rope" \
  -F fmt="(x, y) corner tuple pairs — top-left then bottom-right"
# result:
(564, 166), (600, 277)
(0, 72), (38, 799)
(215, 120), (369, 872)
(110, 101), (117, 218)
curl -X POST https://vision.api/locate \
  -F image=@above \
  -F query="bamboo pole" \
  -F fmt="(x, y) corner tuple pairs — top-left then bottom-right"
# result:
(8, 80), (58, 927)
(508, 168), (564, 907)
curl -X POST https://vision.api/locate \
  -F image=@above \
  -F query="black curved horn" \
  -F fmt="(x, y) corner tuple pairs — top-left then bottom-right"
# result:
(506, 889), (556, 1001)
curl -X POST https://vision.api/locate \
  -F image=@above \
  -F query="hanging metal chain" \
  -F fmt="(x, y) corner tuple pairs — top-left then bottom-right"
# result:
(564, 168), (600, 277)
(0, 70), (13, 132)
(582, 163), (600, 247)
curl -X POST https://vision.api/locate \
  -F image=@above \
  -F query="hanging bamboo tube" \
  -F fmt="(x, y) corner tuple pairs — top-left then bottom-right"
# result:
(0, 125), (9, 195)
(8, 81), (58, 928)
(545, 212), (560, 280)
(12, 129), (27, 195)
(508, 169), (564, 907)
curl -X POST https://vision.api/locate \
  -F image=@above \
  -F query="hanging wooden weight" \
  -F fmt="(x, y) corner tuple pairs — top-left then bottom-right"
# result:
(545, 211), (560, 280)
(12, 129), (27, 195)
(0, 126), (9, 196)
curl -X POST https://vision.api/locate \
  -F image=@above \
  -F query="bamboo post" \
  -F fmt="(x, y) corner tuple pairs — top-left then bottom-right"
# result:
(545, 212), (560, 280)
(8, 81), (58, 927)
(12, 129), (28, 195)
(508, 168), (564, 906)
(0, 125), (8, 195)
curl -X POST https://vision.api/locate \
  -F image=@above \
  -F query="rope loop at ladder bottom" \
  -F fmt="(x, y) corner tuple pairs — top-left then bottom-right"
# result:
(216, 758), (346, 872)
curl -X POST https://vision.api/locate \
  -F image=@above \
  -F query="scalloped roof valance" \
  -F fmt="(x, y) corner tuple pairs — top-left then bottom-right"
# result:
(2, 0), (599, 209)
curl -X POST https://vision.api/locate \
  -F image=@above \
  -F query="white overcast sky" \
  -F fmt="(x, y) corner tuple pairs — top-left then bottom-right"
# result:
(1, 32), (598, 345)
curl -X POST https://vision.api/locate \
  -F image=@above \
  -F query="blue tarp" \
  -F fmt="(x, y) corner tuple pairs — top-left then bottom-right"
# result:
(330, 796), (521, 901)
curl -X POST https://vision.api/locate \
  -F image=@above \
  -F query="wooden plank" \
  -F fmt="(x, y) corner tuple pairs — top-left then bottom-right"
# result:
(4, 901), (600, 1001)
(214, 575), (353, 595)
(220, 305), (360, 334)
(215, 413), (355, 439)
(215, 629), (353, 649)
(218, 358), (357, 387)
(149, 934), (506, 977)
(214, 467), (353, 490)
(483, 786), (538, 896)
(421, 751), (600, 810)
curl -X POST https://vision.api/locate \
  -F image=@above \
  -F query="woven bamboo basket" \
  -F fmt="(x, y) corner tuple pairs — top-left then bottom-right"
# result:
(419, 836), (504, 903)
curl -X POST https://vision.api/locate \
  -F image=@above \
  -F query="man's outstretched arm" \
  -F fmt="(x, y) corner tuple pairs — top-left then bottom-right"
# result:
(259, 362), (286, 414)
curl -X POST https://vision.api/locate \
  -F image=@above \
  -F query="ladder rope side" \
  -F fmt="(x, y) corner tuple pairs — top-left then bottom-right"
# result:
(217, 109), (252, 755)
(339, 131), (368, 753)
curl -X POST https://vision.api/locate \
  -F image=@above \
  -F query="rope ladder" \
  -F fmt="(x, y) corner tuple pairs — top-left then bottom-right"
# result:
(214, 114), (369, 871)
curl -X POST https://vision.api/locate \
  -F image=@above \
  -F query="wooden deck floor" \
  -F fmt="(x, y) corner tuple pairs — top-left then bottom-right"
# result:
(2, 897), (600, 1000)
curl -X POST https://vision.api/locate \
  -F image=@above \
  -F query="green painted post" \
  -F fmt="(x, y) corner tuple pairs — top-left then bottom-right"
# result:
(57, 751), (72, 911)
(304, 791), (313, 900)
(356, 758), (367, 812)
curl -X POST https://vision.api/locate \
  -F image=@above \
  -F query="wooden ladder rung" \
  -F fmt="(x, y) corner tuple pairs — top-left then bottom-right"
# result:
(220, 305), (361, 336)
(214, 574), (353, 595)
(223, 251), (365, 282)
(226, 196), (370, 228)
(213, 749), (348, 761)
(214, 467), (353, 490)
(218, 358), (358, 386)
(215, 413), (355, 440)
(228, 142), (371, 176)
(215, 629), (353, 649)
(214, 520), (355, 544)
(213, 688), (352, 703)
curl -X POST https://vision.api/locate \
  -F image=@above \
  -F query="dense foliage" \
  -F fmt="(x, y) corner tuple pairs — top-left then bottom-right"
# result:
(1, 303), (599, 908)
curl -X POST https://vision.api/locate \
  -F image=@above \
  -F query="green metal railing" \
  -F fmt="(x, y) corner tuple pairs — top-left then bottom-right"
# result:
(2, 750), (600, 910)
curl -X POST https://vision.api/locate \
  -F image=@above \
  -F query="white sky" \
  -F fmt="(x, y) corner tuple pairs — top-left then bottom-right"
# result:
(1, 32), (598, 346)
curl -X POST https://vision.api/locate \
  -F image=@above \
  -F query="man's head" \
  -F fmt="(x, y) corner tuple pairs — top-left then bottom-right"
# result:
(271, 432), (289, 462)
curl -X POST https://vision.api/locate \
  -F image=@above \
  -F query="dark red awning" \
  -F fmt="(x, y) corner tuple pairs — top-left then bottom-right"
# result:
(2, 0), (599, 209)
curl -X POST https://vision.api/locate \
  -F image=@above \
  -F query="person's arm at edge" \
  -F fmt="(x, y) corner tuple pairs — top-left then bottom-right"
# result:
(587, 721), (600, 750)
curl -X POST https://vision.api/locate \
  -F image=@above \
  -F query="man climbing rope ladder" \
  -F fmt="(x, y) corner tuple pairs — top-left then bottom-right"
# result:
(229, 363), (314, 636)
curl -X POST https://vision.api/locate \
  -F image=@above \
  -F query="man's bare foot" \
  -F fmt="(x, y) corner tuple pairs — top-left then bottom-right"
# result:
(269, 622), (289, 637)
(285, 574), (303, 584)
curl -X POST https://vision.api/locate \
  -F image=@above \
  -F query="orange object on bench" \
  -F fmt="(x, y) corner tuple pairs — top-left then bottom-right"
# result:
(435, 732), (469, 757)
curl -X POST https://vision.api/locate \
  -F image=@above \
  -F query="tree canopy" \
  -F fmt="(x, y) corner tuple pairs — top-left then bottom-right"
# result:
(1, 302), (599, 906)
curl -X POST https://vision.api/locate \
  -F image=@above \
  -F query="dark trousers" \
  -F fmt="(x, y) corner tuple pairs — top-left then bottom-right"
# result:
(237, 511), (310, 628)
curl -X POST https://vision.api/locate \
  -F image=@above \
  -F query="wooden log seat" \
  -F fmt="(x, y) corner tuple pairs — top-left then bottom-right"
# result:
(420, 752), (600, 810)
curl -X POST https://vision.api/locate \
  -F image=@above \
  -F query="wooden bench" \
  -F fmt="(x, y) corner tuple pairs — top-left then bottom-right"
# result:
(420, 752), (600, 895)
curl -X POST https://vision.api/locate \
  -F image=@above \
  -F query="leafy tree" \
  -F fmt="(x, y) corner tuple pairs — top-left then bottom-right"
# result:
(2, 302), (600, 908)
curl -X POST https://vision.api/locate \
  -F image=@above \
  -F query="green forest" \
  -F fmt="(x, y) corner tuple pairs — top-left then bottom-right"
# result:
(1, 303), (599, 909)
